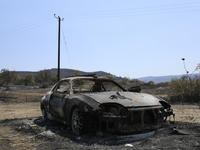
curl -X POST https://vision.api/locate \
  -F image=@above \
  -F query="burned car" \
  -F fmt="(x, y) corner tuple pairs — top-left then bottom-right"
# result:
(41, 74), (174, 135)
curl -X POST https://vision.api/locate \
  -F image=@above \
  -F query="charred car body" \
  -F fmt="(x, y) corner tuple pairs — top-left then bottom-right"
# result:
(41, 75), (174, 135)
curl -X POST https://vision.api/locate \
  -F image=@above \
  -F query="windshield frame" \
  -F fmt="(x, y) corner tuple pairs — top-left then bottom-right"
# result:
(71, 78), (127, 93)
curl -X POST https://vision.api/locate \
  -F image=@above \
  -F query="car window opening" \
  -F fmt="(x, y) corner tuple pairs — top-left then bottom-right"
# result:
(72, 79), (124, 93)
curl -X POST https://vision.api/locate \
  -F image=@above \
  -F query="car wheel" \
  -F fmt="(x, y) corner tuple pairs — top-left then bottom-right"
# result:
(71, 107), (84, 135)
(41, 108), (47, 122)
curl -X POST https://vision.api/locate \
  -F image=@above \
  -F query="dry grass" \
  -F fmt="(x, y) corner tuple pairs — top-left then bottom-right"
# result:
(141, 88), (167, 97)
(142, 88), (200, 123)
(173, 104), (200, 123)
(0, 102), (41, 120)
(0, 88), (49, 103)
(0, 88), (49, 120)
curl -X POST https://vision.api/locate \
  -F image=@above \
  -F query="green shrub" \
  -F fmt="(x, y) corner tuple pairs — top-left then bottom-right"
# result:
(0, 69), (17, 86)
(50, 75), (58, 83)
(24, 74), (34, 85)
(166, 75), (200, 102)
(35, 70), (51, 83)
(40, 83), (48, 88)
(2, 84), (9, 89)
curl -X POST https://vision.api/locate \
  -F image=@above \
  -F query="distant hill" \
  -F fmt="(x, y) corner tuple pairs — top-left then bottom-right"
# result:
(13, 68), (114, 79)
(11, 71), (40, 78)
(137, 73), (200, 83)
(12, 69), (200, 83)
(50, 68), (114, 78)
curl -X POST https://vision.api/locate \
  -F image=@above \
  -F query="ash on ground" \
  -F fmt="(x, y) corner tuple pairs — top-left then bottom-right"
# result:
(1, 117), (200, 150)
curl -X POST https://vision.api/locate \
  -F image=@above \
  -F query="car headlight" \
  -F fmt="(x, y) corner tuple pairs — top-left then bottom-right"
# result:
(99, 104), (128, 116)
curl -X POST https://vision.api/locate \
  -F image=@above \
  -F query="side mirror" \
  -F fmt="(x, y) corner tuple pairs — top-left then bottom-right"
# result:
(128, 86), (141, 92)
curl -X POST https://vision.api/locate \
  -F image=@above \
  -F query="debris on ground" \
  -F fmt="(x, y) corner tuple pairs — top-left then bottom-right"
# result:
(1, 117), (200, 149)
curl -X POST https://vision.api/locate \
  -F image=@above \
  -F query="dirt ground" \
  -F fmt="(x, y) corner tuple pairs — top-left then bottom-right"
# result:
(0, 87), (200, 150)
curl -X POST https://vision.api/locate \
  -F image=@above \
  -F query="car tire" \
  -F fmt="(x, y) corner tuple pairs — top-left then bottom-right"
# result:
(41, 108), (47, 122)
(71, 107), (85, 135)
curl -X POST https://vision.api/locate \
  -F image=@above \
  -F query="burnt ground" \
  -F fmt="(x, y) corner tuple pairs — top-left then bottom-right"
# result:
(0, 117), (200, 150)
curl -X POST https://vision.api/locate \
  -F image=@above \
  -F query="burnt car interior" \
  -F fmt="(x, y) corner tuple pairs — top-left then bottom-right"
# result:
(72, 79), (125, 93)
(55, 80), (70, 93)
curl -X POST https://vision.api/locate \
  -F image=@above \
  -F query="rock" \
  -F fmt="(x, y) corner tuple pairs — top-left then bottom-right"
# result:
(125, 144), (133, 147)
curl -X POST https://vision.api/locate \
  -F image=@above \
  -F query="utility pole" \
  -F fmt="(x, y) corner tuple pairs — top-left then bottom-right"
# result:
(54, 14), (64, 82)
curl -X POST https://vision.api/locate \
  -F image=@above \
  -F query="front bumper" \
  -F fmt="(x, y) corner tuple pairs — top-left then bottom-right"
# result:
(100, 106), (175, 133)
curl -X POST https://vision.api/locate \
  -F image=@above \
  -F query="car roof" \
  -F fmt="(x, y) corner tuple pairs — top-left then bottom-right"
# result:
(56, 75), (127, 91)
(61, 75), (112, 81)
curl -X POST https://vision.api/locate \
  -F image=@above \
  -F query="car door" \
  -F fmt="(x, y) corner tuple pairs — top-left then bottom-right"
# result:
(49, 80), (70, 120)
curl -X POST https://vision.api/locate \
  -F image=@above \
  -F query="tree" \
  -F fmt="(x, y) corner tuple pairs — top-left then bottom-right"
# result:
(35, 70), (51, 83)
(104, 74), (116, 81)
(0, 69), (17, 86)
(19, 77), (26, 85)
(51, 75), (58, 83)
(130, 79), (140, 86)
(73, 70), (82, 76)
(119, 77), (130, 85)
(24, 74), (34, 85)
(12, 74), (20, 85)
(148, 81), (155, 85)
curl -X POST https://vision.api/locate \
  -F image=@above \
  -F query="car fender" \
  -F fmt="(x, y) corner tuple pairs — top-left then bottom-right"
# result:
(41, 91), (53, 112)
(63, 94), (101, 124)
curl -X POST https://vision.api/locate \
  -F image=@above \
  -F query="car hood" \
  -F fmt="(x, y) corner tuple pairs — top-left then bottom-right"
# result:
(82, 92), (162, 107)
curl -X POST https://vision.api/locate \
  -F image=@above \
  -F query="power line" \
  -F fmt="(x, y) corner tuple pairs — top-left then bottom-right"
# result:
(60, 1), (200, 19)
(0, 16), (55, 39)
(1, 2), (200, 38)
(64, 9), (200, 20)
(66, 1), (200, 15)
(0, 15), (53, 34)
(0, 20), (55, 39)
(61, 27), (72, 69)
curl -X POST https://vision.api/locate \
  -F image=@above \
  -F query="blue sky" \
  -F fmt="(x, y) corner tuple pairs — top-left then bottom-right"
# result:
(0, 0), (200, 78)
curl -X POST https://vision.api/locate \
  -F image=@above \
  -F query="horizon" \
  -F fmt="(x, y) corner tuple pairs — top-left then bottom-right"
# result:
(9, 68), (198, 79)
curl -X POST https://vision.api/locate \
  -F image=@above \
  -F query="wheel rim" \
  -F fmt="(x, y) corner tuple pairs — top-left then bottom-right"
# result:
(71, 108), (83, 135)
